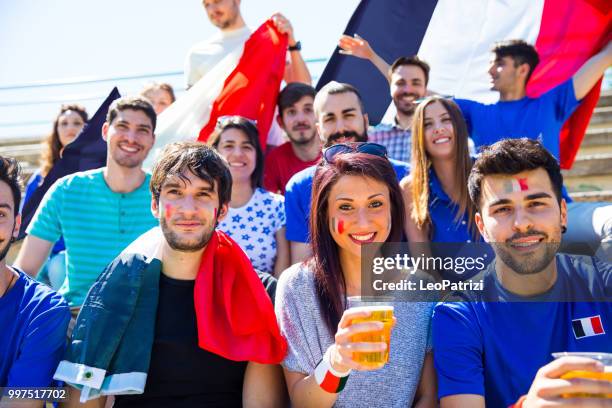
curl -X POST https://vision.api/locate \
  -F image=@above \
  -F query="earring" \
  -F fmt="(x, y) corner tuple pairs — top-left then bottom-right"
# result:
(561, 225), (567, 234)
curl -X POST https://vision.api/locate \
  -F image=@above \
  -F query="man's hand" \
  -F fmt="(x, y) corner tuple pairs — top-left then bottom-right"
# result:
(271, 12), (296, 45)
(338, 34), (375, 61)
(523, 356), (612, 407)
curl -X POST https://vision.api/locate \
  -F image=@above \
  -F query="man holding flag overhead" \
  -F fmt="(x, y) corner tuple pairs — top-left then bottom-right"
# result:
(144, 1), (312, 168)
(55, 142), (287, 406)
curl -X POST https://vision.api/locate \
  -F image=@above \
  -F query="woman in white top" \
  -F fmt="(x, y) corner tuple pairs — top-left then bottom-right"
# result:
(209, 116), (290, 276)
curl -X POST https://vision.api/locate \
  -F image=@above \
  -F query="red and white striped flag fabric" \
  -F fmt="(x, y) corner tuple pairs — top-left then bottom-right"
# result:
(572, 315), (606, 339)
(144, 19), (287, 169)
(319, 0), (611, 169)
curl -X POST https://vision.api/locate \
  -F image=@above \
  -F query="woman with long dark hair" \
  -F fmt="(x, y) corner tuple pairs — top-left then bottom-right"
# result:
(401, 96), (478, 243)
(209, 116), (290, 276)
(22, 104), (88, 289)
(275, 144), (435, 407)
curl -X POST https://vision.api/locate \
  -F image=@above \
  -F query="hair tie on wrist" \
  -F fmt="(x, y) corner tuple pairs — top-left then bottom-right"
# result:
(314, 347), (351, 393)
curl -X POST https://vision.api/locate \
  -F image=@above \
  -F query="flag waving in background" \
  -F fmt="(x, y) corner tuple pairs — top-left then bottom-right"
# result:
(318, 0), (611, 169)
(18, 87), (120, 239)
(144, 18), (287, 170)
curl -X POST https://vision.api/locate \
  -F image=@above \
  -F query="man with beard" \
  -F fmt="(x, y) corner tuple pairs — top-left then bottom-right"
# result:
(56, 143), (286, 407)
(431, 138), (611, 408)
(185, 0), (311, 88)
(368, 56), (429, 162)
(264, 83), (320, 194)
(0, 157), (69, 392)
(284, 81), (409, 263)
(15, 97), (158, 317)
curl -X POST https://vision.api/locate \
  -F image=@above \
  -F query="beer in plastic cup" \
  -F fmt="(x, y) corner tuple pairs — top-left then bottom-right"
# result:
(346, 296), (394, 368)
(552, 352), (612, 399)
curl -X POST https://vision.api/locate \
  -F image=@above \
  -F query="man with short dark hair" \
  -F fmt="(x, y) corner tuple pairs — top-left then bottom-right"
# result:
(264, 83), (320, 194)
(186, 0), (311, 88)
(56, 142), (287, 406)
(285, 81), (409, 263)
(15, 97), (159, 313)
(432, 138), (611, 408)
(454, 39), (611, 159)
(0, 156), (69, 394)
(368, 56), (430, 162)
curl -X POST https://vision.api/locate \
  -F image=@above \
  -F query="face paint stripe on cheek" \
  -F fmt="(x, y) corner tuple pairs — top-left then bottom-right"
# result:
(332, 217), (344, 234)
(164, 204), (173, 220)
(214, 208), (217, 219)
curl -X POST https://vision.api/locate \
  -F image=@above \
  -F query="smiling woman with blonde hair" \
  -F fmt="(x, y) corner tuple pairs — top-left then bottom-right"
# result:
(401, 96), (477, 243)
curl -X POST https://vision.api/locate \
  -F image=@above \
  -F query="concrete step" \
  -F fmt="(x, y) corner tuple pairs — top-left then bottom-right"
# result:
(581, 127), (612, 148)
(570, 190), (612, 202)
(564, 174), (612, 192)
(0, 143), (43, 165)
(597, 90), (612, 108)
(590, 106), (612, 126)
(562, 152), (612, 178)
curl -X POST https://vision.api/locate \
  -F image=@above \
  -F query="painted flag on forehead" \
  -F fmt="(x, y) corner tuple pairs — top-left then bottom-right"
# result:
(18, 87), (120, 239)
(318, 0), (611, 169)
(143, 19), (287, 170)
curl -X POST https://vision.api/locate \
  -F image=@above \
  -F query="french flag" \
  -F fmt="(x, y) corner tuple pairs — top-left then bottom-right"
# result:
(318, 0), (611, 169)
(144, 19), (287, 169)
(572, 315), (606, 339)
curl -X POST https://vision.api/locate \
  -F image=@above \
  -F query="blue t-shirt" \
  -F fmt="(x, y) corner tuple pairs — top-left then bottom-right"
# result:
(429, 168), (477, 243)
(432, 254), (612, 408)
(285, 159), (410, 243)
(455, 79), (579, 160)
(0, 268), (70, 386)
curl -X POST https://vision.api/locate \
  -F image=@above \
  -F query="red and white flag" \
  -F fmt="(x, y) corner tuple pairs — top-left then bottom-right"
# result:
(144, 19), (287, 169)
(320, 0), (611, 169)
(572, 315), (606, 339)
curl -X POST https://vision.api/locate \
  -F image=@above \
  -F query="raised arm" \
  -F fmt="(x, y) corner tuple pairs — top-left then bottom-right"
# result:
(272, 13), (312, 85)
(572, 40), (612, 100)
(338, 34), (391, 80)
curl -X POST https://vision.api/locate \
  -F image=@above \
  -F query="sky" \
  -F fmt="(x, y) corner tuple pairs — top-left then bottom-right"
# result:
(0, 0), (360, 140)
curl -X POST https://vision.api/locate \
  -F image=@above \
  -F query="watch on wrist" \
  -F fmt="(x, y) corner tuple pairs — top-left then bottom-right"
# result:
(288, 41), (301, 52)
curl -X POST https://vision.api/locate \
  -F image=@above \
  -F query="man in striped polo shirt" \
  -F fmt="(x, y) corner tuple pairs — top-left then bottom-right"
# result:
(15, 96), (159, 315)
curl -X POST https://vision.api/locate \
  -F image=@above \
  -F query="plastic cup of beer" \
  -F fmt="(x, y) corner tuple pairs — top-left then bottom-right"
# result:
(551, 352), (612, 399)
(346, 296), (394, 369)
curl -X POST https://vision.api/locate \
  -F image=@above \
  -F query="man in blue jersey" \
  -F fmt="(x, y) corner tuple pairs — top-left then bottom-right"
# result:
(0, 157), (69, 394)
(432, 138), (611, 408)
(284, 81), (410, 263)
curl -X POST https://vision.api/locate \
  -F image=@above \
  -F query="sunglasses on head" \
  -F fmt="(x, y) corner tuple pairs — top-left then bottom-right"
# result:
(216, 115), (257, 128)
(323, 142), (388, 163)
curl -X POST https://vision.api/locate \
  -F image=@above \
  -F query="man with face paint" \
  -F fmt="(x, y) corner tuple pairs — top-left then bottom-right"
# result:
(284, 81), (410, 264)
(0, 157), (69, 391)
(57, 143), (286, 406)
(432, 139), (611, 408)
(185, 0), (311, 89)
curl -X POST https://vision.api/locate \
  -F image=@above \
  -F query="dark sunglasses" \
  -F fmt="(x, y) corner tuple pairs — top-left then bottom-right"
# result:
(323, 142), (388, 163)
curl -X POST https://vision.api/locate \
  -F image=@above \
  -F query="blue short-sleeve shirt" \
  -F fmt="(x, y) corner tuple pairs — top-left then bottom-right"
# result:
(455, 79), (579, 160)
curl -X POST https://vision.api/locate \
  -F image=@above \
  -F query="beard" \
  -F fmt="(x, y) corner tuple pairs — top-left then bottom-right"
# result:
(0, 238), (12, 263)
(160, 216), (214, 252)
(393, 93), (420, 117)
(287, 126), (316, 146)
(324, 129), (368, 148)
(492, 230), (560, 275)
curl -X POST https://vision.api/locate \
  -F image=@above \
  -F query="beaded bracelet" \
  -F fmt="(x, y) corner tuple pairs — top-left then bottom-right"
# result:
(314, 346), (351, 393)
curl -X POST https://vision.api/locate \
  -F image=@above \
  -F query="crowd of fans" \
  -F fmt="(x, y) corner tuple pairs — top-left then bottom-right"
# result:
(0, 0), (611, 407)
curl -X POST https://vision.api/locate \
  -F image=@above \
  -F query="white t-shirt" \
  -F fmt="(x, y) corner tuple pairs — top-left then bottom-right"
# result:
(218, 188), (285, 274)
(184, 26), (252, 88)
